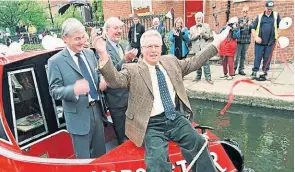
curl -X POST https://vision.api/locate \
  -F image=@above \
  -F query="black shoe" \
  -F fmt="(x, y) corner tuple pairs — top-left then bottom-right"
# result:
(251, 72), (257, 76)
(239, 71), (246, 76)
(262, 72), (268, 76)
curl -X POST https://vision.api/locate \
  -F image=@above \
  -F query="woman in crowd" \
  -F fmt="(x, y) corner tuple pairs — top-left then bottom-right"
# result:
(169, 17), (189, 60)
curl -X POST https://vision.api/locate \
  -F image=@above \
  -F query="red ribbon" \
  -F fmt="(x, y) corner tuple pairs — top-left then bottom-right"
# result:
(220, 79), (294, 115)
(220, 40), (294, 115)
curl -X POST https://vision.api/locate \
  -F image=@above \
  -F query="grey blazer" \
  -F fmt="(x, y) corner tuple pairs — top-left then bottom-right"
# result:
(47, 48), (101, 135)
(104, 41), (129, 108)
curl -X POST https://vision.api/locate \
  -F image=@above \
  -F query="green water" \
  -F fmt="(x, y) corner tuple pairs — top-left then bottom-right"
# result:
(191, 99), (294, 172)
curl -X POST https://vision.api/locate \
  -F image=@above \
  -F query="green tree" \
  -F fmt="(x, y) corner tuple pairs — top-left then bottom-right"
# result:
(51, 6), (83, 30)
(91, 0), (104, 22)
(0, 0), (48, 33)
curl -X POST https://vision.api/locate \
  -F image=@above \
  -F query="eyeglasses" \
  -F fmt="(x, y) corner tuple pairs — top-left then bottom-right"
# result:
(142, 45), (161, 50)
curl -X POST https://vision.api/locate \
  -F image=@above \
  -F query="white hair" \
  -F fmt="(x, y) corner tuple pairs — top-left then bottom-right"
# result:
(140, 30), (162, 46)
(103, 17), (124, 32)
(61, 18), (85, 36)
(195, 12), (203, 18)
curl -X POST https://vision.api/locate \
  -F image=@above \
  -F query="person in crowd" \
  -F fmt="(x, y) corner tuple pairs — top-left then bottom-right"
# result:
(149, 17), (167, 55)
(128, 14), (145, 57)
(234, 6), (252, 76)
(92, 23), (233, 171)
(28, 23), (37, 43)
(19, 24), (27, 33)
(219, 17), (240, 80)
(47, 18), (106, 158)
(251, 0), (281, 77)
(189, 12), (213, 84)
(103, 17), (138, 145)
(169, 17), (189, 60)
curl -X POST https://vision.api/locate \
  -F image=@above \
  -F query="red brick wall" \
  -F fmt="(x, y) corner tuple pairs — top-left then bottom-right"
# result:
(204, 0), (294, 62)
(102, 0), (132, 19)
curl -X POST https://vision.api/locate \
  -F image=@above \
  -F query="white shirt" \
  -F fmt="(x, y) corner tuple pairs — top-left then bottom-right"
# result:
(143, 59), (176, 117)
(66, 47), (99, 101)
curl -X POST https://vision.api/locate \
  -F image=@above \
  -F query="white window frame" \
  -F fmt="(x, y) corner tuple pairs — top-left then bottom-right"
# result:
(8, 68), (48, 145)
(131, 0), (152, 14)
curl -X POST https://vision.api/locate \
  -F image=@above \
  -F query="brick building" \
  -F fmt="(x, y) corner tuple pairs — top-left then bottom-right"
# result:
(102, 0), (294, 62)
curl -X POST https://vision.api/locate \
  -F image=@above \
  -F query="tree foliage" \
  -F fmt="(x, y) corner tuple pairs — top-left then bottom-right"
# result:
(91, 0), (104, 22)
(0, 0), (48, 32)
(51, 6), (83, 30)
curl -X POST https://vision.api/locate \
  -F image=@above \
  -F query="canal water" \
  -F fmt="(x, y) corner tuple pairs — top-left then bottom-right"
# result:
(191, 99), (294, 172)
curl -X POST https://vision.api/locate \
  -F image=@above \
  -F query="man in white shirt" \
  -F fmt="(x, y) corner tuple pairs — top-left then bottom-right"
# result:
(92, 28), (231, 171)
(47, 18), (106, 158)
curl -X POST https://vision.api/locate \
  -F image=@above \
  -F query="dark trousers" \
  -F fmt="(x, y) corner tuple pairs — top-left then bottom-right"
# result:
(234, 43), (250, 71)
(143, 113), (216, 172)
(109, 106), (127, 145)
(221, 56), (234, 76)
(71, 104), (106, 158)
(196, 60), (211, 80)
(252, 43), (275, 72)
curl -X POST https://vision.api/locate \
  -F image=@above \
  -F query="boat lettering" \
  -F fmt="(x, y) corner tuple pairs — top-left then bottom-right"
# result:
(100, 152), (226, 172)
(211, 152), (227, 172)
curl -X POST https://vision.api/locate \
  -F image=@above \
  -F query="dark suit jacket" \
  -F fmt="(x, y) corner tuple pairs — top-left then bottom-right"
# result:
(128, 23), (145, 48)
(99, 44), (218, 147)
(104, 41), (129, 108)
(48, 48), (104, 135)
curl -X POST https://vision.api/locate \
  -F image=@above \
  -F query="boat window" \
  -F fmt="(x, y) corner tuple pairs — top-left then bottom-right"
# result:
(8, 68), (48, 145)
(0, 115), (11, 144)
(45, 65), (66, 128)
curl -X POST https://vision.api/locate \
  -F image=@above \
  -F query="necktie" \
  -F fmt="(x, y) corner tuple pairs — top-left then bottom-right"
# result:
(76, 53), (99, 100)
(155, 65), (176, 120)
(116, 44), (124, 59)
(134, 24), (137, 43)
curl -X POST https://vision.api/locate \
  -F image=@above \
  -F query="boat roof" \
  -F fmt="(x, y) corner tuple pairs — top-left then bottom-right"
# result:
(1, 49), (62, 65)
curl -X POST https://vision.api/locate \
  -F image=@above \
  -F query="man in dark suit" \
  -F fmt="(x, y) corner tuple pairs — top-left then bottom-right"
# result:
(128, 14), (145, 57)
(47, 18), (106, 158)
(101, 17), (138, 145)
(149, 17), (167, 55)
(92, 26), (232, 171)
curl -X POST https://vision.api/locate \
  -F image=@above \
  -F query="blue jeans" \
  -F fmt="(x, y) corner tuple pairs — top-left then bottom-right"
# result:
(196, 60), (211, 80)
(252, 43), (275, 72)
(143, 112), (216, 172)
(234, 43), (250, 71)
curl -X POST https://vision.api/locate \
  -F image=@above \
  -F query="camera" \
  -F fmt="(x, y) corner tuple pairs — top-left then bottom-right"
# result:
(95, 27), (106, 41)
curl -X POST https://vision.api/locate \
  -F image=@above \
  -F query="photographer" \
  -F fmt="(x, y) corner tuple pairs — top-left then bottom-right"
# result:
(234, 6), (252, 76)
(219, 17), (240, 80)
(189, 12), (213, 84)
(168, 17), (189, 60)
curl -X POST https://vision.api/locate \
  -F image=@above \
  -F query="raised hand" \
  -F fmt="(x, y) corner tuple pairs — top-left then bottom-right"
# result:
(91, 28), (109, 61)
(212, 26), (231, 48)
(74, 79), (90, 96)
(125, 48), (138, 62)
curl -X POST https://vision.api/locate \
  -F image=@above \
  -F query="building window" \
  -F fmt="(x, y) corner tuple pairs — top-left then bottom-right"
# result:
(131, 0), (152, 14)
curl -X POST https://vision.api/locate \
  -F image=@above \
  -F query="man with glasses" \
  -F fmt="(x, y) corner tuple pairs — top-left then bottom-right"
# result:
(103, 17), (137, 145)
(234, 6), (252, 76)
(47, 18), (106, 158)
(190, 12), (213, 84)
(92, 26), (232, 171)
(251, 0), (281, 78)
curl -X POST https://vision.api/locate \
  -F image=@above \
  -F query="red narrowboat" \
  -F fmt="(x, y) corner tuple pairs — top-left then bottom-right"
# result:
(0, 49), (244, 172)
